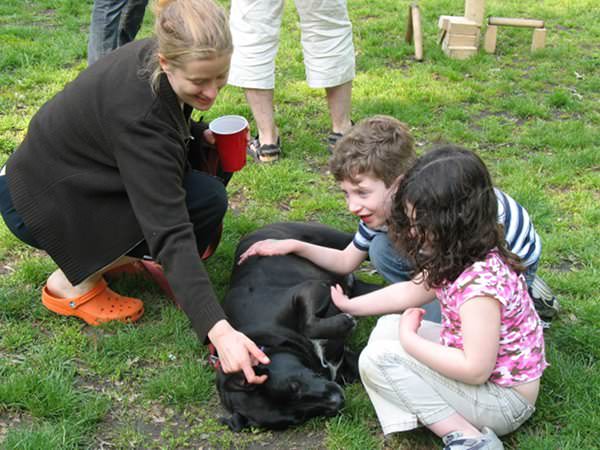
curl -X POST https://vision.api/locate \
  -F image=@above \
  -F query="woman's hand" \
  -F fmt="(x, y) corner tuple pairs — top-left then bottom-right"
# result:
(203, 128), (216, 144)
(238, 239), (297, 265)
(330, 284), (353, 313)
(399, 307), (425, 344)
(208, 320), (270, 384)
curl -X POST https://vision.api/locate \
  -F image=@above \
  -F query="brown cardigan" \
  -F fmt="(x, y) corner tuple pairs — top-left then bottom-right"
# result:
(6, 38), (226, 340)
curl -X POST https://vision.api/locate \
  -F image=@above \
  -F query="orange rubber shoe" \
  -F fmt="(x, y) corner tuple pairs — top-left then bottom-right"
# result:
(41, 279), (144, 326)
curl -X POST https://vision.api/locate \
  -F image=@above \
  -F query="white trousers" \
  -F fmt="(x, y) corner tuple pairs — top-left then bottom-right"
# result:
(359, 315), (536, 436)
(228, 0), (355, 89)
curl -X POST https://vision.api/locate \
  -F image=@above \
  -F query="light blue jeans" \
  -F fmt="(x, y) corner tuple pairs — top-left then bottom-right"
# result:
(87, 0), (149, 65)
(359, 315), (536, 436)
(368, 233), (539, 323)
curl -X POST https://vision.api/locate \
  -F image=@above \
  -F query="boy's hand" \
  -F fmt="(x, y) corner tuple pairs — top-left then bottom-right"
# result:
(238, 239), (296, 265)
(330, 284), (353, 313)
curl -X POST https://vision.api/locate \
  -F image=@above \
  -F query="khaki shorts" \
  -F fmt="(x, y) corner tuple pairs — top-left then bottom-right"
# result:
(228, 0), (355, 89)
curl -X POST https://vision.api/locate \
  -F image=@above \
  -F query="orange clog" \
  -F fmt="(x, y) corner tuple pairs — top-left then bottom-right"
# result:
(41, 279), (144, 326)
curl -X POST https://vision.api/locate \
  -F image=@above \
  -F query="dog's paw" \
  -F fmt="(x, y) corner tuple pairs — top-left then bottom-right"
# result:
(341, 313), (357, 331)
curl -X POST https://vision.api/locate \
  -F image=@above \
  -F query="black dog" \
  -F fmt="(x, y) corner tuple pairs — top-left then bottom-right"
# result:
(215, 222), (379, 431)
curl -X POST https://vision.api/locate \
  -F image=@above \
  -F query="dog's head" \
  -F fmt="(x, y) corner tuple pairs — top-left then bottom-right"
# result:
(216, 352), (345, 431)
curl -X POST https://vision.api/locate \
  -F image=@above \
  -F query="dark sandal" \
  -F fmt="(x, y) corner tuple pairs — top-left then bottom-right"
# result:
(247, 136), (281, 163)
(327, 121), (354, 154)
(327, 131), (344, 154)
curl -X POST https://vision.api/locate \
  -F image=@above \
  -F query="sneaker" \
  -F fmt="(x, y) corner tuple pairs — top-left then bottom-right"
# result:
(247, 136), (281, 163)
(442, 427), (504, 450)
(528, 275), (560, 321)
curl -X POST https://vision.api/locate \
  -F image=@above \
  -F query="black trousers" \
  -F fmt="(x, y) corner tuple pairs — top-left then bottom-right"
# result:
(0, 169), (228, 261)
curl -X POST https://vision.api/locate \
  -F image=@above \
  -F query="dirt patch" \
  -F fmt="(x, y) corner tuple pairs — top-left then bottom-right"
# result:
(92, 395), (330, 449)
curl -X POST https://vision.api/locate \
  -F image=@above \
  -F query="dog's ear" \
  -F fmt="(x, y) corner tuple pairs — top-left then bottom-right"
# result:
(224, 372), (259, 392)
(219, 412), (249, 431)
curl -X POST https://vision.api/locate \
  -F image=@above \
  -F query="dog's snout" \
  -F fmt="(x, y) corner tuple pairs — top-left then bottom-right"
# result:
(323, 389), (345, 414)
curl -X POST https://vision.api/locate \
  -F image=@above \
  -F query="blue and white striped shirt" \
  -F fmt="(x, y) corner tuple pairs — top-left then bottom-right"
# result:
(494, 188), (541, 267)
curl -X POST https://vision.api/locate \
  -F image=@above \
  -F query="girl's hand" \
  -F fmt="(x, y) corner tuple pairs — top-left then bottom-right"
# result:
(330, 284), (352, 313)
(208, 320), (270, 384)
(399, 307), (425, 342)
(238, 239), (296, 265)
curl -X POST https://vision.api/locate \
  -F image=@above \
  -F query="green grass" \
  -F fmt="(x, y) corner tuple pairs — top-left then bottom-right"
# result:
(1, 0), (599, 448)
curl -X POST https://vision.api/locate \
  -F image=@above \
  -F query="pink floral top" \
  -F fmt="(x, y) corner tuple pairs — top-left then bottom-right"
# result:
(436, 250), (548, 387)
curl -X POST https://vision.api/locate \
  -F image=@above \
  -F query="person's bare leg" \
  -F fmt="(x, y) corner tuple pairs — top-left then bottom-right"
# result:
(46, 256), (138, 299)
(244, 88), (278, 145)
(326, 81), (353, 134)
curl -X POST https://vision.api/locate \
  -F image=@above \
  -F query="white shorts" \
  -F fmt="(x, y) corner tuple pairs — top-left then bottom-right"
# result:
(228, 0), (355, 89)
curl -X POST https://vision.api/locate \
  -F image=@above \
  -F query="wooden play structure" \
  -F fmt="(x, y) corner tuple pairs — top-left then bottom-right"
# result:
(405, 3), (424, 61)
(484, 17), (547, 54)
(435, 0), (547, 59)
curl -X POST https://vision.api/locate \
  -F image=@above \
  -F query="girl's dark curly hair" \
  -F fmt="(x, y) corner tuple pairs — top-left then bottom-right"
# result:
(389, 145), (524, 288)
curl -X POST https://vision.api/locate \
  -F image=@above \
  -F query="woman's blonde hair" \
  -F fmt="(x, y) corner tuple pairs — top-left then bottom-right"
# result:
(148, 0), (233, 91)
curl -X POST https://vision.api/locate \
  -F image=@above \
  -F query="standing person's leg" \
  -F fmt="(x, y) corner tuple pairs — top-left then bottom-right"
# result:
(326, 81), (353, 135)
(244, 88), (278, 148)
(118, 0), (149, 46)
(229, 0), (284, 161)
(88, 0), (128, 65)
(295, 0), (355, 151)
(369, 233), (442, 322)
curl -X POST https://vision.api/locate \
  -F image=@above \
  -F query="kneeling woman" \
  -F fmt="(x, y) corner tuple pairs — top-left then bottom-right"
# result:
(0, 0), (268, 384)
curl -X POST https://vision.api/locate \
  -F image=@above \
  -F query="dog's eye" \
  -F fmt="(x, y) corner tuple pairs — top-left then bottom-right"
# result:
(289, 381), (301, 394)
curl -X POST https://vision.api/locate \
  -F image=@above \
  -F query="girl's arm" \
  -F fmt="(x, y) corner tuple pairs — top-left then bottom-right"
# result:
(400, 296), (501, 385)
(330, 279), (436, 316)
(238, 240), (366, 275)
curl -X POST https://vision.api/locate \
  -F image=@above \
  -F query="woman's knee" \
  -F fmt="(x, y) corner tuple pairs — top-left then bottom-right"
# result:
(185, 172), (228, 225)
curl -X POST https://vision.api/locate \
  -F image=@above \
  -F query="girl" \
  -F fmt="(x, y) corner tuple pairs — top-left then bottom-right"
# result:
(330, 145), (547, 449)
(0, 0), (268, 384)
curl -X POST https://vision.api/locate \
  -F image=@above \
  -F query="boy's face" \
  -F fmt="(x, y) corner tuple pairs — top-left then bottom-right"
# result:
(340, 173), (396, 229)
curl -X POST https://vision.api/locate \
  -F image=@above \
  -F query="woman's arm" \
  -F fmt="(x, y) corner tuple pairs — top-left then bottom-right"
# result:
(400, 296), (501, 385)
(238, 240), (366, 275)
(330, 279), (436, 316)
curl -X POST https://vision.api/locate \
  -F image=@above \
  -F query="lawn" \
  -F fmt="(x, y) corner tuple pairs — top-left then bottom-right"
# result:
(0, 0), (599, 448)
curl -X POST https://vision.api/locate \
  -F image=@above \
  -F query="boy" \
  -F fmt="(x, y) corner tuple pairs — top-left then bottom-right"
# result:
(238, 115), (558, 322)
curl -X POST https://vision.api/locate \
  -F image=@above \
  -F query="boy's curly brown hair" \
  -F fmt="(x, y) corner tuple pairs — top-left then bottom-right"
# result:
(389, 145), (524, 288)
(329, 115), (416, 187)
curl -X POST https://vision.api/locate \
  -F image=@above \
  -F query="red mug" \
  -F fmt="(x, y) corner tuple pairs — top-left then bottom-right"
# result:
(208, 115), (249, 172)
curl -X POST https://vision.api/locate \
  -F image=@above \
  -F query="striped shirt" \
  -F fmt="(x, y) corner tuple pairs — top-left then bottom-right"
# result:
(495, 188), (541, 267)
(352, 221), (385, 252)
(351, 188), (541, 268)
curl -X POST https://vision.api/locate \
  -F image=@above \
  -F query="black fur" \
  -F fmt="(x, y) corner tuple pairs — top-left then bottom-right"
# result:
(216, 222), (380, 431)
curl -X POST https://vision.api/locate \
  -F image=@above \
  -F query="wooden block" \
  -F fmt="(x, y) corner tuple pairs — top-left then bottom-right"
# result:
(531, 27), (547, 51)
(443, 46), (479, 60)
(438, 15), (479, 34)
(444, 32), (479, 48)
(405, 4), (414, 43)
(488, 17), (544, 28)
(411, 4), (424, 61)
(464, 0), (485, 26)
(483, 25), (498, 53)
(446, 18), (481, 36)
